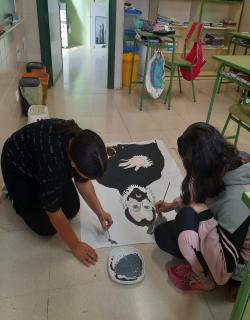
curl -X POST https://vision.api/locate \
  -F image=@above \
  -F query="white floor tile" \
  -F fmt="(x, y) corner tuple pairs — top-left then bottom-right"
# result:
(47, 244), (214, 320)
(0, 291), (48, 320)
(0, 230), (51, 299)
(0, 46), (246, 320)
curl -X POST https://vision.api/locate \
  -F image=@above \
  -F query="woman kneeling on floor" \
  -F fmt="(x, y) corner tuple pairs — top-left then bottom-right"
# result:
(155, 122), (250, 293)
(1, 119), (113, 267)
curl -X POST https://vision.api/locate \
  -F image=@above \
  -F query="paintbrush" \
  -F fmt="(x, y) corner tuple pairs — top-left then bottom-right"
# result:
(147, 182), (171, 235)
(97, 199), (118, 245)
(161, 181), (171, 206)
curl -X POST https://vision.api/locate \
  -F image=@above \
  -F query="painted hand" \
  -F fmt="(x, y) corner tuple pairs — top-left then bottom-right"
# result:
(99, 211), (113, 230)
(119, 156), (153, 171)
(155, 201), (174, 214)
(73, 241), (98, 267)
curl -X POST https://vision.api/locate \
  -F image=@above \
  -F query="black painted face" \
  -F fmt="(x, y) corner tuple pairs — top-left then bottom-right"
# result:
(124, 188), (156, 227)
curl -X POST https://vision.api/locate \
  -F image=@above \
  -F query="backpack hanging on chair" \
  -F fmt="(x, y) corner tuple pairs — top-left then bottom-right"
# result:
(180, 22), (206, 81)
(146, 50), (165, 99)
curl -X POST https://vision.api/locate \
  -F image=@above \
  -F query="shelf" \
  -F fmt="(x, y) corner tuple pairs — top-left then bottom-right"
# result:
(204, 25), (237, 30)
(203, 45), (228, 50)
(0, 20), (23, 41)
(172, 25), (188, 29)
(172, 25), (237, 31)
(204, 1), (243, 4)
(164, 46), (228, 54)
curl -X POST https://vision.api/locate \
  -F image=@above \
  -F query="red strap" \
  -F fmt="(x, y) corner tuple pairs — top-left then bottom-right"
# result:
(186, 22), (203, 42)
(186, 22), (198, 40)
(196, 23), (203, 41)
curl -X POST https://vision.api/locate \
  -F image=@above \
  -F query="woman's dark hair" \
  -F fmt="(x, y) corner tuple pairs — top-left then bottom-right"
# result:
(53, 119), (82, 136)
(177, 122), (242, 204)
(53, 119), (107, 179)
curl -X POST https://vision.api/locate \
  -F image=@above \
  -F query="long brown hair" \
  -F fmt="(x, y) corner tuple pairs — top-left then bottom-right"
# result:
(177, 122), (242, 204)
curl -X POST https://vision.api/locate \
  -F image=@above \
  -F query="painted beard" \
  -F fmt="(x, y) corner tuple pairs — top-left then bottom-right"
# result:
(125, 207), (155, 226)
(122, 186), (156, 227)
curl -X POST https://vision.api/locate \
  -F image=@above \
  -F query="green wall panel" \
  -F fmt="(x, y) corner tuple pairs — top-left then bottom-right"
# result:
(66, 0), (90, 47)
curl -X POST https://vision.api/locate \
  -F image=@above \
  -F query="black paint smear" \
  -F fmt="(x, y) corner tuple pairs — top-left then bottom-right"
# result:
(110, 253), (143, 281)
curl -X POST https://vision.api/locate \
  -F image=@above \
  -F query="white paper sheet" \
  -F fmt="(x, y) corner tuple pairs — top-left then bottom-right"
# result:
(80, 140), (183, 248)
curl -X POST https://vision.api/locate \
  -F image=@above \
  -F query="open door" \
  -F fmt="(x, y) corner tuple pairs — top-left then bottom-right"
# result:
(90, 2), (107, 49)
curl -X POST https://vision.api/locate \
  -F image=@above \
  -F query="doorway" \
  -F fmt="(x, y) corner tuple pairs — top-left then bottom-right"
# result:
(58, 0), (108, 90)
(37, 0), (117, 88)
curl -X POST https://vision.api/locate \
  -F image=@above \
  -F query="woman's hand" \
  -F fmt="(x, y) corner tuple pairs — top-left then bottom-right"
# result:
(155, 201), (174, 214)
(73, 241), (98, 267)
(98, 211), (113, 230)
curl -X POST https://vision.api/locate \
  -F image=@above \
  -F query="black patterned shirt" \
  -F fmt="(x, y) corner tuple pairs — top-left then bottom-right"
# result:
(3, 119), (86, 212)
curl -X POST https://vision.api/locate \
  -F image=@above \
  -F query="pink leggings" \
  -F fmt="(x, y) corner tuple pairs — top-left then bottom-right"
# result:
(155, 207), (237, 285)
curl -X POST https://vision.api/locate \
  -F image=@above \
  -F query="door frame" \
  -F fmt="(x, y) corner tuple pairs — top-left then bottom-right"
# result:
(107, 0), (116, 88)
(37, 0), (117, 89)
(36, 0), (55, 87)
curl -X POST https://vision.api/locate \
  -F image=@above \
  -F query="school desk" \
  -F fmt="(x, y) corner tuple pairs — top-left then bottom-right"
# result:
(206, 55), (250, 123)
(228, 32), (250, 56)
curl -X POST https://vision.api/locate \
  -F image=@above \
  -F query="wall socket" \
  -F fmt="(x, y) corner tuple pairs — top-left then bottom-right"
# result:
(16, 90), (19, 102)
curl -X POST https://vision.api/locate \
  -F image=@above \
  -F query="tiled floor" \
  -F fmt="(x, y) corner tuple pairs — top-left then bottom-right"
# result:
(1, 46), (249, 320)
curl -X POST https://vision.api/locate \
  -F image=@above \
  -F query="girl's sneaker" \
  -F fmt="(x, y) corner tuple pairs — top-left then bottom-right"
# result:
(167, 264), (216, 291)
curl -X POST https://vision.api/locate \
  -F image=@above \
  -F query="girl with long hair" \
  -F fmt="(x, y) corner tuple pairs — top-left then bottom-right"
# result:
(155, 122), (250, 292)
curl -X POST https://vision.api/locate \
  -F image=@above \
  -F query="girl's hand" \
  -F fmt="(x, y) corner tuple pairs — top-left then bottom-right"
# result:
(99, 211), (113, 230)
(172, 196), (183, 212)
(73, 241), (98, 267)
(155, 201), (174, 214)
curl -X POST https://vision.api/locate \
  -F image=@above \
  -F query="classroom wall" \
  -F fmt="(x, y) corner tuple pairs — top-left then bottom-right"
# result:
(0, 0), (27, 189)
(158, 0), (192, 22)
(21, 0), (41, 61)
(66, 0), (91, 47)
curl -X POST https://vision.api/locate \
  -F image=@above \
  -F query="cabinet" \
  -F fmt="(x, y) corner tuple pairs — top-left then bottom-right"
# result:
(151, 0), (245, 74)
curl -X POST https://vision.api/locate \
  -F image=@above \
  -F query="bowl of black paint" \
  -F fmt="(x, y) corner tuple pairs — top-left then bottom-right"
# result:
(108, 246), (145, 284)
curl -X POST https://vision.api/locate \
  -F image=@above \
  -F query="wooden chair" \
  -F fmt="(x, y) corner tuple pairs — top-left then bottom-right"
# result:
(222, 104), (250, 147)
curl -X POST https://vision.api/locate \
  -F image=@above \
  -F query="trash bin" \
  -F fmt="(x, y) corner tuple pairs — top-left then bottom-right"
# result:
(19, 77), (43, 116)
(122, 52), (139, 87)
(26, 62), (47, 75)
(22, 72), (49, 105)
(124, 8), (142, 30)
(28, 105), (49, 124)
